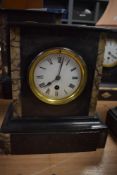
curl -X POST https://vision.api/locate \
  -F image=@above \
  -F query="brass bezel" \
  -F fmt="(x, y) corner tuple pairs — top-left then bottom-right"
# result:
(28, 48), (87, 105)
(103, 61), (117, 68)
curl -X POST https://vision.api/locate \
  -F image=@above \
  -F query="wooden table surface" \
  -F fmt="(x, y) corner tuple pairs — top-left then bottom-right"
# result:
(0, 100), (117, 175)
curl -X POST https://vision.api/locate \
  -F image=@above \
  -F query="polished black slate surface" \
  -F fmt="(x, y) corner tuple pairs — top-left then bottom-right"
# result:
(102, 66), (117, 84)
(1, 103), (108, 154)
(10, 132), (100, 154)
(1, 103), (107, 133)
(19, 24), (100, 118)
(7, 22), (117, 33)
(0, 9), (62, 25)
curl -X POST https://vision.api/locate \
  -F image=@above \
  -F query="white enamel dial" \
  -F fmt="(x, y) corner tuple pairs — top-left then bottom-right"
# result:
(29, 48), (87, 105)
(103, 39), (117, 67)
(34, 54), (81, 98)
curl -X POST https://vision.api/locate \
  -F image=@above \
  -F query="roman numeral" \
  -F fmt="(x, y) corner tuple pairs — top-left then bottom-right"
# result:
(45, 88), (50, 95)
(39, 82), (45, 88)
(36, 75), (44, 79)
(69, 83), (75, 89)
(66, 60), (70, 65)
(58, 56), (62, 63)
(55, 91), (58, 97)
(71, 67), (76, 72)
(64, 89), (68, 94)
(48, 58), (53, 64)
(72, 76), (78, 80)
(40, 66), (46, 70)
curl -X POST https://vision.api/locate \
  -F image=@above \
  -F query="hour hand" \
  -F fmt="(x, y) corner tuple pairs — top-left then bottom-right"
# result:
(39, 59), (64, 88)
(42, 74), (61, 88)
(42, 78), (56, 88)
(44, 82), (52, 87)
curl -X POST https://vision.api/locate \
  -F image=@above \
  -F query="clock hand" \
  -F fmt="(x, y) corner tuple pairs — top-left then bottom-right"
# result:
(42, 78), (57, 87)
(44, 58), (64, 86)
(42, 75), (61, 88)
(109, 52), (117, 59)
(57, 57), (64, 78)
(40, 59), (65, 88)
(43, 81), (53, 87)
(45, 57), (64, 85)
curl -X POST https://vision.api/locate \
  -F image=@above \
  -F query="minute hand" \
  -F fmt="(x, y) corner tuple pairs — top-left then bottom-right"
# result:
(57, 58), (64, 76)
(42, 59), (65, 87)
(43, 58), (65, 87)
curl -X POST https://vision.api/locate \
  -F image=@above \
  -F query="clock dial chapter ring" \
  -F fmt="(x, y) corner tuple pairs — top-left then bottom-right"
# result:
(28, 48), (87, 105)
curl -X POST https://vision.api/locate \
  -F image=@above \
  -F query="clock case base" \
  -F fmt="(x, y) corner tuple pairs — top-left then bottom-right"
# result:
(99, 83), (117, 101)
(1, 103), (108, 155)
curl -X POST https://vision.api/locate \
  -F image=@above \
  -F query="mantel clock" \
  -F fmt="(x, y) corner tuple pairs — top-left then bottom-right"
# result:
(0, 9), (113, 155)
(99, 34), (117, 101)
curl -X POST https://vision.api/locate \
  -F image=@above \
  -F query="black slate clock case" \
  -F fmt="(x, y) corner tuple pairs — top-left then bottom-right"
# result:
(1, 22), (109, 154)
(1, 9), (114, 154)
(21, 24), (98, 118)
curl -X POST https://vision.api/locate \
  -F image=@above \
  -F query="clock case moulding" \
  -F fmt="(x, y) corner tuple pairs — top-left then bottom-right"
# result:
(1, 9), (116, 155)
